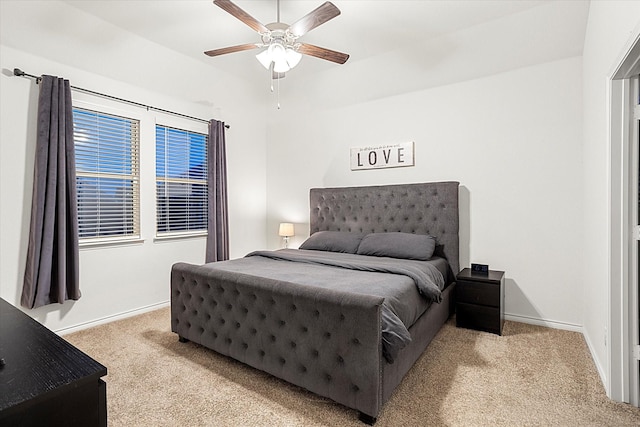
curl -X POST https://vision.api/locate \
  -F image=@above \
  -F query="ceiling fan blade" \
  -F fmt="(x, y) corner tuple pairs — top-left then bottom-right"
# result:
(213, 0), (269, 34)
(204, 43), (259, 57)
(298, 43), (349, 64)
(288, 1), (341, 37)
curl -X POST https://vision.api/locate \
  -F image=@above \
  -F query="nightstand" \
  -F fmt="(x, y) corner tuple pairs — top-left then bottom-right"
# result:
(455, 268), (505, 335)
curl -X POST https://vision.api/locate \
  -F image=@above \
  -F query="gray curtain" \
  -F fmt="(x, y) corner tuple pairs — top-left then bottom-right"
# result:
(22, 75), (80, 309)
(206, 119), (229, 262)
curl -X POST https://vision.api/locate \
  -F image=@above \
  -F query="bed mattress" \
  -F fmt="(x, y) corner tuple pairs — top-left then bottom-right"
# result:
(201, 249), (447, 362)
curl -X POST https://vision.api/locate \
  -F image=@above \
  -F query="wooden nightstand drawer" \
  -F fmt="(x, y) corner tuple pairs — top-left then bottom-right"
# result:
(456, 279), (500, 307)
(456, 302), (502, 335)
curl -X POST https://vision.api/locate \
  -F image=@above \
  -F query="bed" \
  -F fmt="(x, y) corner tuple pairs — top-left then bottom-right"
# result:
(171, 181), (459, 424)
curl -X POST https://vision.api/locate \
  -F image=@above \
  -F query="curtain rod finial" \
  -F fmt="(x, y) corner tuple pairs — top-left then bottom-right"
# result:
(13, 68), (25, 77)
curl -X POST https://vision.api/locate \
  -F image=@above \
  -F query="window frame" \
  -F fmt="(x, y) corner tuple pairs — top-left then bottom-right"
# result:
(72, 100), (143, 247)
(154, 119), (209, 240)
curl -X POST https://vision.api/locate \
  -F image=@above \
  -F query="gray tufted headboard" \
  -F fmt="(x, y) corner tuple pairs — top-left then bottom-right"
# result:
(309, 182), (460, 275)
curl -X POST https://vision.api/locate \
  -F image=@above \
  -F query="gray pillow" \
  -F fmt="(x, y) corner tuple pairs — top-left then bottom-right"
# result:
(299, 231), (365, 254)
(357, 232), (436, 260)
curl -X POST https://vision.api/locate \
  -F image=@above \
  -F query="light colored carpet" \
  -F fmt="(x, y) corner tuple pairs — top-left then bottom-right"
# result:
(64, 307), (640, 426)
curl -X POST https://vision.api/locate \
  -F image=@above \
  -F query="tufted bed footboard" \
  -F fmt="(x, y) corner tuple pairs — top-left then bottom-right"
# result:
(171, 263), (386, 419)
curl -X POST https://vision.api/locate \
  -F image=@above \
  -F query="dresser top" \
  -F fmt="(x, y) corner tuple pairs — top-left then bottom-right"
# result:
(0, 298), (106, 414)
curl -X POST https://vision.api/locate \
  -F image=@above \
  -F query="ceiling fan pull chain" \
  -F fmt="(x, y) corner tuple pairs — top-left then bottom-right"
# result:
(277, 73), (281, 109)
(270, 63), (275, 92)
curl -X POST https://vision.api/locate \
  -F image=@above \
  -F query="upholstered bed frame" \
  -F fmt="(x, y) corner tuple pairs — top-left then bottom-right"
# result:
(171, 181), (459, 424)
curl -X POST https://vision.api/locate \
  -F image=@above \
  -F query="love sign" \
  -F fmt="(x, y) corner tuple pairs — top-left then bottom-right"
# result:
(350, 142), (415, 171)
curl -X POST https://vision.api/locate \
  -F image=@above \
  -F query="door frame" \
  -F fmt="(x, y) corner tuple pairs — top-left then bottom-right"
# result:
(610, 32), (640, 406)
(631, 75), (640, 407)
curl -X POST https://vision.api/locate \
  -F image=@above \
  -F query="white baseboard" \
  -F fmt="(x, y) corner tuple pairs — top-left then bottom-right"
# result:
(504, 313), (582, 333)
(55, 300), (170, 336)
(582, 326), (609, 393)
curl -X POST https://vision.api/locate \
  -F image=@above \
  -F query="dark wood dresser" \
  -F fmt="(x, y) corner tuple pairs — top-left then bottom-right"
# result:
(0, 298), (107, 426)
(455, 268), (505, 335)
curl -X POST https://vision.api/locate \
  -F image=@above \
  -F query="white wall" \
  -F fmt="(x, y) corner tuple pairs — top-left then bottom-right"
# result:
(0, 2), (268, 332)
(266, 56), (584, 329)
(582, 1), (640, 397)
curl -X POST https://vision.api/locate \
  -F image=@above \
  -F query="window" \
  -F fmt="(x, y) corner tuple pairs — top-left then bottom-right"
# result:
(73, 108), (140, 241)
(155, 125), (208, 235)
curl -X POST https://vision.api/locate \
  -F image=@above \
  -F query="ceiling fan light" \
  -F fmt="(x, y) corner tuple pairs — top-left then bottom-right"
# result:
(256, 49), (272, 69)
(285, 48), (302, 69)
(269, 42), (287, 63)
(273, 59), (290, 73)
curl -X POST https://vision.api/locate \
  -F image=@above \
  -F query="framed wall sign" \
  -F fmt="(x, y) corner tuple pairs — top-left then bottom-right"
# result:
(350, 142), (415, 171)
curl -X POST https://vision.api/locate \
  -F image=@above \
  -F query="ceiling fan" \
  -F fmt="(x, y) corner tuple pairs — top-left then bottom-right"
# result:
(205, 0), (349, 80)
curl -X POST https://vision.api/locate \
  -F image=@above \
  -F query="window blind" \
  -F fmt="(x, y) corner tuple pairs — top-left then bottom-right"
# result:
(155, 125), (208, 235)
(73, 108), (140, 240)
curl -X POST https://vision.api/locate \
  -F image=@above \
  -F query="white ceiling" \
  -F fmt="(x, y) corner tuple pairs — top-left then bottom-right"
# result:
(62, 1), (552, 64)
(62, 1), (589, 93)
(1, 1), (590, 107)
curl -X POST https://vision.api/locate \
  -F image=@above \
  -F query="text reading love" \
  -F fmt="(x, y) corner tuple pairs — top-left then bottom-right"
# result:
(350, 142), (415, 171)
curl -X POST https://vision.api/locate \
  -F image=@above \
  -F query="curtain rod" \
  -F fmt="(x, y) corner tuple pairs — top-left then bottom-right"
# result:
(13, 68), (229, 129)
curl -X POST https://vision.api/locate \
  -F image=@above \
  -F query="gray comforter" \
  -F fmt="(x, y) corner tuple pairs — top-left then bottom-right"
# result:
(204, 249), (445, 363)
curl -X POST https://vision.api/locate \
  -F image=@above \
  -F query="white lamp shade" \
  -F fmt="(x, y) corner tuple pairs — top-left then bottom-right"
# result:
(269, 42), (286, 62)
(286, 48), (302, 69)
(278, 223), (295, 237)
(273, 59), (290, 73)
(256, 49), (272, 69)
(257, 43), (302, 73)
